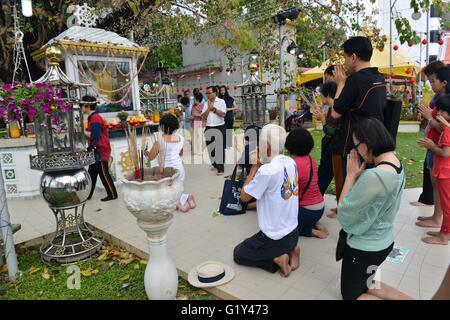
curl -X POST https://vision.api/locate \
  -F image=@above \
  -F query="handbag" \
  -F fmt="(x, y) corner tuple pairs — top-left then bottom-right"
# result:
(335, 229), (348, 262)
(218, 165), (248, 215)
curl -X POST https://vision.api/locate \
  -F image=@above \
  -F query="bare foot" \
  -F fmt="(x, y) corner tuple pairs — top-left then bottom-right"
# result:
(312, 229), (328, 239)
(314, 222), (329, 235)
(216, 172), (224, 176)
(288, 245), (300, 271)
(422, 234), (449, 245)
(177, 203), (190, 213)
(415, 220), (441, 228)
(327, 211), (337, 219)
(188, 194), (196, 209)
(417, 215), (434, 221)
(426, 231), (441, 237)
(273, 254), (291, 277)
(410, 201), (432, 207)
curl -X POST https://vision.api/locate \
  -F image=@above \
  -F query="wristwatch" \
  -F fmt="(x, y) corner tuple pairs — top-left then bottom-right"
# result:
(212, 107), (217, 113)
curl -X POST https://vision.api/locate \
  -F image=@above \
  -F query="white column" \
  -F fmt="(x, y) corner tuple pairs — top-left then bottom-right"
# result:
(137, 214), (178, 300)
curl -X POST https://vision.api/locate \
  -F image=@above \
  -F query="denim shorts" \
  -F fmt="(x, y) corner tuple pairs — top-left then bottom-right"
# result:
(426, 150), (434, 170)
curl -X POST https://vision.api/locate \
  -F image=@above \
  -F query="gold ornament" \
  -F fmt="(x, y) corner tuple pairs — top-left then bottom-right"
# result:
(118, 151), (134, 172)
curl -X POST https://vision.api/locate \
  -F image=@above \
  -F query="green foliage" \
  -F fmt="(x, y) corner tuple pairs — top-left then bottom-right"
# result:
(310, 130), (426, 193)
(395, 17), (420, 46)
(1, 245), (212, 300)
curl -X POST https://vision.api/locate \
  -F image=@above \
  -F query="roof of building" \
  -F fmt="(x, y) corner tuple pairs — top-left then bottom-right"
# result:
(44, 26), (140, 48)
(31, 26), (149, 61)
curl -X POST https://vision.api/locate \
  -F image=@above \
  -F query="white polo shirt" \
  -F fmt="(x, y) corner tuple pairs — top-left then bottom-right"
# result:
(201, 97), (226, 127)
(243, 155), (299, 240)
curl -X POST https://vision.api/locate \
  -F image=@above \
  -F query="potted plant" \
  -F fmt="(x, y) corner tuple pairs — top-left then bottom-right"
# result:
(0, 82), (72, 140)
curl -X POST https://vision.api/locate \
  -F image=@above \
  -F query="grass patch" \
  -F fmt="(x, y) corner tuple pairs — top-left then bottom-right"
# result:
(309, 130), (425, 194)
(0, 244), (212, 300)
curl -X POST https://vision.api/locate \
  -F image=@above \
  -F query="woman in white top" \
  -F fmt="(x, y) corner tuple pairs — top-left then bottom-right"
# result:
(145, 114), (196, 212)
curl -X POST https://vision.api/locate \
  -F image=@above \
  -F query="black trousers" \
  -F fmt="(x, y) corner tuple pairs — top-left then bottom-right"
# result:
(418, 154), (434, 205)
(205, 124), (226, 173)
(88, 161), (118, 200)
(340, 242), (394, 300)
(318, 137), (334, 195)
(233, 229), (299, 273)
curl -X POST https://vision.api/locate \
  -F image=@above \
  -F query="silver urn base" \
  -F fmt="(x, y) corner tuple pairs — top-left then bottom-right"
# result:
(39, 168), (102, 265)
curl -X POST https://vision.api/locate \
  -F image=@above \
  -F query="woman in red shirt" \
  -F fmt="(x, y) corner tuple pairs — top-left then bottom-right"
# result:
(80, 95), (118, 202)
(285, 128), (329, 239)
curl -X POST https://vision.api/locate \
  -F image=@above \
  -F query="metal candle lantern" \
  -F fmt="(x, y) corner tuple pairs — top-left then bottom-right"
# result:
(29, 46), (101, 265)
(237, 61), (268, 129)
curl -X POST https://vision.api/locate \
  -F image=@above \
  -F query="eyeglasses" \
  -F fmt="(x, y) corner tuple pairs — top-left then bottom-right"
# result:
(353, 142), (361, 149)
(206, 91), (214, 95)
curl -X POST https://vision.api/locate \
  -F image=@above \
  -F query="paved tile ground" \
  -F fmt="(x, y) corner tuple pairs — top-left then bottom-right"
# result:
(6, 161), (450, 300)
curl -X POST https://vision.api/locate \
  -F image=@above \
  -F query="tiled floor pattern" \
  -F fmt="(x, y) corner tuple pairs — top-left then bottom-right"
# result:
(6, 163), (450, 300)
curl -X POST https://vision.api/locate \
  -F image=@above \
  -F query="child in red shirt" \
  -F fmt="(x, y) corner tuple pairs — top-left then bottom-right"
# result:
(418, 94), (450, 245)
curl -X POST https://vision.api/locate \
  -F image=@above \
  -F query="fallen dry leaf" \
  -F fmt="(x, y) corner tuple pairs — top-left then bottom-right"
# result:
(139, 260), (147, 265)
(41, 273), (50, 280)
(212, 211), (220, 217)
(81, 269), (93, 277)
(133, 264), (140, 270)
(1, 265), (8, 273)
(119, 275), (130, 281)
(120, 257), (134, 265)
(97, 252), (108, 261)
(28, 267), (41, 275)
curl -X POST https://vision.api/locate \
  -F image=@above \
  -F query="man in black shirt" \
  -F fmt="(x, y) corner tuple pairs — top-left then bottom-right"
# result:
(330, 36), (386, 176)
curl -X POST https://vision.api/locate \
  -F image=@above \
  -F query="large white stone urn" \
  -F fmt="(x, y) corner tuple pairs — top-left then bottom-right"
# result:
(121, 167), (183, 300)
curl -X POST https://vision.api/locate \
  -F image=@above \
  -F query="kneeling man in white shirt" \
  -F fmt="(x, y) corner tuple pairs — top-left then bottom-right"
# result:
(234, 124), (301, 277)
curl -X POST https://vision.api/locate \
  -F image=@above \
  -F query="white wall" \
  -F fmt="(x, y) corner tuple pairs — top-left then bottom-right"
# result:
(377, 0), (441, 65)
(173, 24), (298, 110)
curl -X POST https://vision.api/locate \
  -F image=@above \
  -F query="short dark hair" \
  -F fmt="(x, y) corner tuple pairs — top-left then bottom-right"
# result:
(342, 36), (373, 62)
(81, 95), (97, 110)
(423, 60), (446, 77)
(435, 66), (450, 94)
(206, 86), (218, 93)
(285, 128), (314, 156)
(319, 81), (337, 99)
(435, 94), (450, 114)
(177, 94), (182, 101)
(194, 92), (203, 102)
(324, 65), (335, 76)
(352, 118), (395, 157)
(159, 114), (179, 134)
(180, 96), (190, 106)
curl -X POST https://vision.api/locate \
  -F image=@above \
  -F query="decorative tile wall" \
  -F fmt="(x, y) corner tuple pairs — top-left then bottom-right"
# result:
(1, 153), (13, 165)
(4, 169), (16, 180)
(6, 184), (18, 194)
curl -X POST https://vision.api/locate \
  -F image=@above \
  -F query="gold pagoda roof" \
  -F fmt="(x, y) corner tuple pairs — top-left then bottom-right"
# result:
(31, 26), (149, 61)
